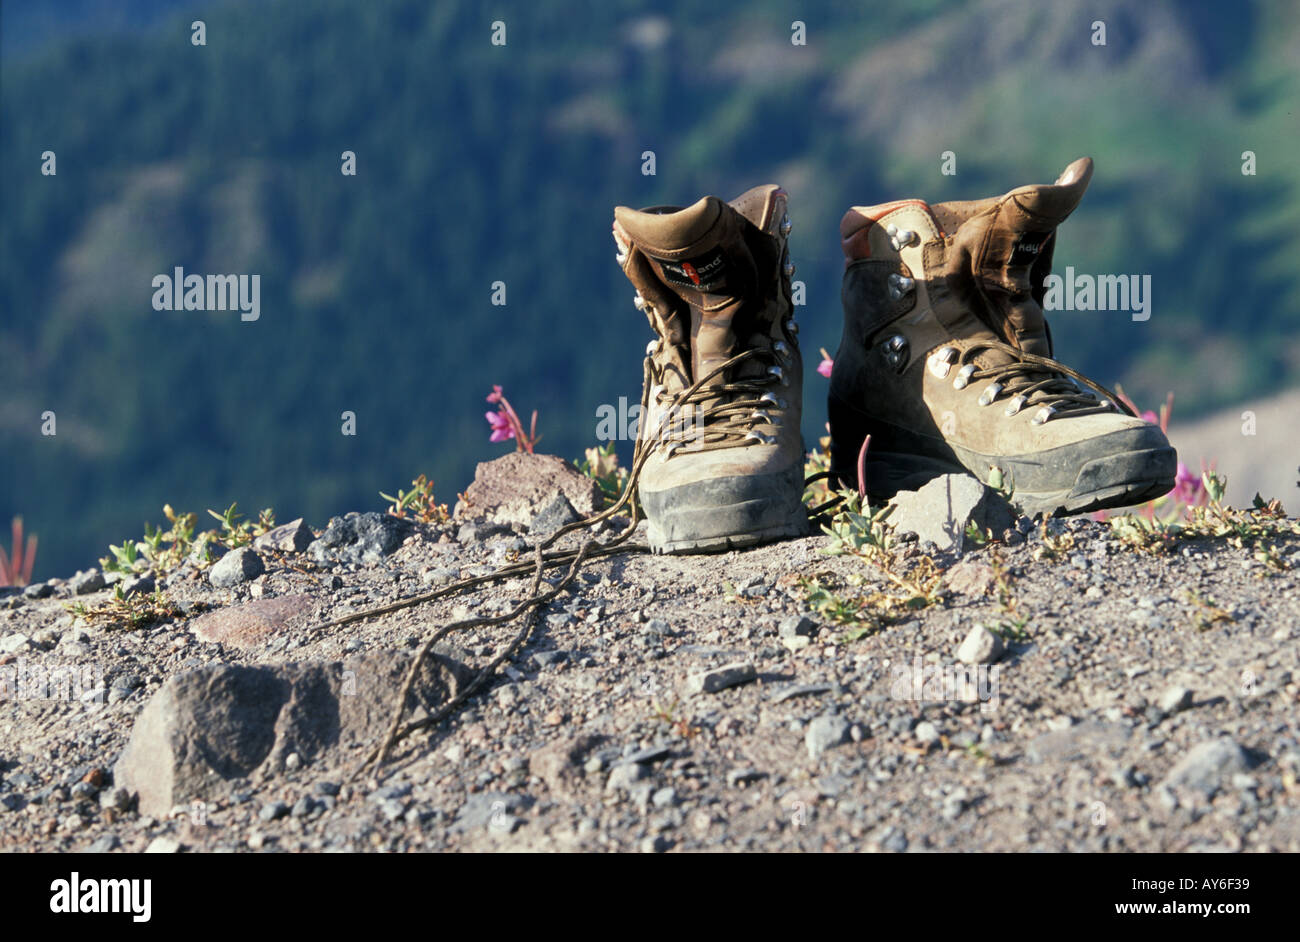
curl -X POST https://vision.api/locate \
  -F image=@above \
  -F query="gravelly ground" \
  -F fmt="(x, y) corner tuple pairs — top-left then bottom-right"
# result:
(2, 511), (1298, 853)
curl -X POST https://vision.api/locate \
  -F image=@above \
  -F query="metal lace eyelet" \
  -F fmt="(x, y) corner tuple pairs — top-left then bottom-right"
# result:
(772, 340), (791, 363)
(634, 293), (646, 311)
(928, 347), (958, 379)
(1004, 394), (1027, 417)
(767, 365), (787, 385)
(783, 261), (796, 278)
(645, 339), (658, 356)
(884, 223), (917, 250)
(952, 363), (976, 390)
(780, 216), (792, 237)
(784, 318), (799, 336)
(760, 391), (787, 410)
(880, 334), (909, 372)
(887, 272), (915, 301)
(661, 442), (684, 462)
(1031, 405), (1056, 426)
(977, 383), (1003, 407)
(744, 430), (776, 445)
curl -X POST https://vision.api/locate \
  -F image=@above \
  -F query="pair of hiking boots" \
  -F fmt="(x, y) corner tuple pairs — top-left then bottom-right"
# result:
(613, 158), (1177, 554)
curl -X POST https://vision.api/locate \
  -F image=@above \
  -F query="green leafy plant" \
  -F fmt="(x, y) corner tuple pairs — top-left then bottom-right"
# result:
(805, 489), (947, 642)
(1185, 588), (1234, 632)
(206, 502), (274, 548)
(68, 585), (190, 631)
(100, 502), (275, 576)
(803, 424), (835, 509)
(575, 443), (631, 509)
(983, 548), (1031, 642)
(1107, 471), (1297, 563)
(380, 474), (450, 524)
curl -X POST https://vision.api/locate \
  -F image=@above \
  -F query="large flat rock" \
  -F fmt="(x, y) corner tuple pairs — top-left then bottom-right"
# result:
(455, 453), (601, 527)
(114, 650), (470, 816)
(189, 594), (315, 649)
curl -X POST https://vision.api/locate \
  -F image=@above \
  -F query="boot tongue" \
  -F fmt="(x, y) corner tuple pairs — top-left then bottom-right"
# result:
(967, 157), (1093, 356)
(614, 197), (758, 385)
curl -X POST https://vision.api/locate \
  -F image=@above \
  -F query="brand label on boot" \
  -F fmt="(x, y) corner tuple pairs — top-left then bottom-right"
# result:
(1008, 231), (1052, 267)
(654, 247), (727, 292)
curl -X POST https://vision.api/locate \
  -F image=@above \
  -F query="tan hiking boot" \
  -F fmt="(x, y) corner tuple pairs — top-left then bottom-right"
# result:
(829, 158), (1176, 517)
(613, 185), (808, 553)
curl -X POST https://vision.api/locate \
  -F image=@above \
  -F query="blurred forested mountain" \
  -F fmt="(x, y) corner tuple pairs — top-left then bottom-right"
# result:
(3, 0), (1299, 576)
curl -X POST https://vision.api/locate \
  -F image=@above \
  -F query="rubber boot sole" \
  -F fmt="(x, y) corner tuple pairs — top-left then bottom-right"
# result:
(830, 403), (1177, 519)
(639, 464), (810, 554)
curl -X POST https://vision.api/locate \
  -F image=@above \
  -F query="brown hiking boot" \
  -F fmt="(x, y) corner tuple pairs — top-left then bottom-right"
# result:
(829, 158), (1176, 517)
(613, 185), (808, 553)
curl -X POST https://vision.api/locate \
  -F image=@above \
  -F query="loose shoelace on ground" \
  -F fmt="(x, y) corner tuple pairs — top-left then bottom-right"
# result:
(321, 344), (789, 777)
(954, 340), (1134, 421)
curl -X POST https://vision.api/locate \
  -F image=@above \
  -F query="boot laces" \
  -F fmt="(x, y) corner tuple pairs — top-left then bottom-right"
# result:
(947, 340), (1133, 425)
(643, 341), (790, 458)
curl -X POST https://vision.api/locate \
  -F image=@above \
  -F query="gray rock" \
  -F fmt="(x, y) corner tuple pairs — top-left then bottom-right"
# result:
(805, 714), (850, 758)
(259, 801), (289, 822)
(121, 572), (156, 598)
(528, 492), (581, 537)
(651, 787), (678, 809)
(99, 787), (133, 812)
(86, 835), (121, 852)
(606, 761), (649, 792)
(421, 567), (458, 587)
(22, 581), (54, 599)
(114, 649), (471, 816)
(623, 744), (672, 765)
(772, 683), (834, 704)
(957, 624), (1005, 665)
(376, 798), (408, 822)
(456, 521), (511, 544)
(144, 836), (182, 853)
(189, 594), (313, 649)
(684, 661), (757, 696)
(778, 615), (817, 639)
(451, 792), (532, 833)
(208, 547), (265, 588)
(941, 787), (970, 820)
(887, 474), (1014, 553)
(1161, 738), (1252, 796)
(945, 559), (995, 596)
(253, 518), (315, 554)
(309, 512), (413, 566)
(873, 825), (909, 853)
(71, 569), (106, 595)
(0, 633), (32, 654)
(1158, 686), (1193, 714)
(914, 721), (941, 745)
(457, 452), (602, 528)
(726, 768), (766, 787)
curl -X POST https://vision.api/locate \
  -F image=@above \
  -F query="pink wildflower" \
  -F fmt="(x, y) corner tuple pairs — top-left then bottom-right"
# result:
(1170, 462), (1204, 506)
(485, 410), (514, 443)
